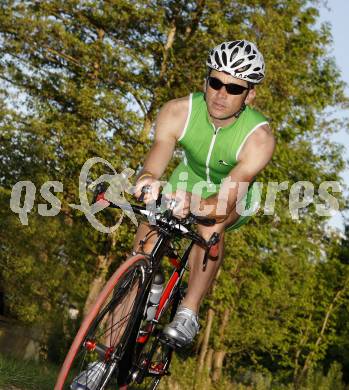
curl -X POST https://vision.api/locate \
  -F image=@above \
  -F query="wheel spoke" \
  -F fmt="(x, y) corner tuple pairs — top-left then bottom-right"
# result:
(56, 256), (149, 390)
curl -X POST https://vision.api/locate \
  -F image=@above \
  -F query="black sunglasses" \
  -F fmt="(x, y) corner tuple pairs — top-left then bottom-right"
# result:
(207, 76), (249, 95)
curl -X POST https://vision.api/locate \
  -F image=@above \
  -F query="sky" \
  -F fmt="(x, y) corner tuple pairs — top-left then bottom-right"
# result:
(319, 0), (349, 231)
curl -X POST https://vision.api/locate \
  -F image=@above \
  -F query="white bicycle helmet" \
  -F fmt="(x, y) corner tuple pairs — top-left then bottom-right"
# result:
(206, 40), (265, 83)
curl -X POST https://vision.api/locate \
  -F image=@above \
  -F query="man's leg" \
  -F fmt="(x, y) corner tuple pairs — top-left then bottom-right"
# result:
(179, 229), (225, 313)
(180, 209), (239, 312)
(163, 209), (240, 346)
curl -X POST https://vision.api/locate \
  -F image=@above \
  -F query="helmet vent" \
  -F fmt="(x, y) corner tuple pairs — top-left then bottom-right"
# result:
(228, 41), (239, 49)
(214, 52), (222, 67)
(236, 64), (251, 73)
(231, 58), (244, 68)
(249, 73), (263, 80)
(230, 47), (239, 62)
(222, 51), (227, 65)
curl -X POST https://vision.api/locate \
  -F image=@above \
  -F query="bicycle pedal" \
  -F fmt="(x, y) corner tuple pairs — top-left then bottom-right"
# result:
(158, 334), (180, 349)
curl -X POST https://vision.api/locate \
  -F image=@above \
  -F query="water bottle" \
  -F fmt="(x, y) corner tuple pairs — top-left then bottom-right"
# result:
(146, 270), (165, 321)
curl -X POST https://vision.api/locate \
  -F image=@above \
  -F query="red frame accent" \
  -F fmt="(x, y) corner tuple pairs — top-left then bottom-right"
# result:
(104, 346), (114, 361)
(136, 269), (180, 343)
(96, 191), (110, 206)
(149, 362), (165, 374)
(155, 270), (179, 320)
(85, 340), (96, 352)
(136, 334), (149, 344)
(169, 257), (180, 268)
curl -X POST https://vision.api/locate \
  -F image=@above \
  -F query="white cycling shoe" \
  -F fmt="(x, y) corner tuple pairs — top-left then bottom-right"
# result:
(162, 306), (200, 348)
(70, 361), (106, 390)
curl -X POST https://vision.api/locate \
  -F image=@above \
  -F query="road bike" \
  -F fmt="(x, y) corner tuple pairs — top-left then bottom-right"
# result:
(54, 186), (220, 390)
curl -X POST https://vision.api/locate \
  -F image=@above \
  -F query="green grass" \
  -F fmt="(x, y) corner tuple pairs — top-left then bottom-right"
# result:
(0, 353), (58, 390)
(0, 352), (347, 390)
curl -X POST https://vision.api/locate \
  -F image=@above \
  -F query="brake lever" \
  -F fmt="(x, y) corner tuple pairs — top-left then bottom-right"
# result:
(202, 232), (220, 271)
(208, 232), (220, 246)
(91, 182), (108, 203)
(184, 213), (196, 225)
(138, 185), (152, 202)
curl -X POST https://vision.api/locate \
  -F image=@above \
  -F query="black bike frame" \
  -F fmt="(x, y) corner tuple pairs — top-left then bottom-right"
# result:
(97, 193), (219, 386)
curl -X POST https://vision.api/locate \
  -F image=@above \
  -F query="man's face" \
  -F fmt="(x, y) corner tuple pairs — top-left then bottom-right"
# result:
(205, 70), (250, 120)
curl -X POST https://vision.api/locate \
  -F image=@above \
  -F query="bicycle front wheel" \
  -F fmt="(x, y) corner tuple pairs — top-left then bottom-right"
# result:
(55, 254), (149, 390)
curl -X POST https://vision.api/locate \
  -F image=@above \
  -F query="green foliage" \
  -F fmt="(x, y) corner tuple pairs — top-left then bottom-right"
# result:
(158, 357), (347, 389)
(0, 0), (348, 386)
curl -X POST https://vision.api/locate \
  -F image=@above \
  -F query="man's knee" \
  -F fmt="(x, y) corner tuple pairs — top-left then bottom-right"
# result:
(222, 208), (240, 229)
(197, 223), (224, 242)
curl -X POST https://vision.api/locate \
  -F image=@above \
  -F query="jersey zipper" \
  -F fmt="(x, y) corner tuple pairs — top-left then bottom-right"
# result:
(206, 124), (221, 184)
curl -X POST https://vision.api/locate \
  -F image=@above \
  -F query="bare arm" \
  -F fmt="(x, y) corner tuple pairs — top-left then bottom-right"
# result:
(200, 124), (276, 222)
(136, 97), (188, 180)
(134, 97), (189, 201)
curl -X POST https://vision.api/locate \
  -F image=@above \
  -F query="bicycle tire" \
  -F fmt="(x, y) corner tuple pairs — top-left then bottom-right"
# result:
(54, 254), (149, 390)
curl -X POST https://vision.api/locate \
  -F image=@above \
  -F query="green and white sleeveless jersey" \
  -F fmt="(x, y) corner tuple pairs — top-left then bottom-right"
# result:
(163, 92), (268, 202)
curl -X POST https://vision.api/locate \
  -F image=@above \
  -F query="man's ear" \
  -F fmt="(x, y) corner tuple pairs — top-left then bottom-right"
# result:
(245, 88), (256, 104)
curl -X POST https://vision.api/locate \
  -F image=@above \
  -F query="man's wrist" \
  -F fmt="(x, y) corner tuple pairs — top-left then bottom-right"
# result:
(137, 171), (154, 182)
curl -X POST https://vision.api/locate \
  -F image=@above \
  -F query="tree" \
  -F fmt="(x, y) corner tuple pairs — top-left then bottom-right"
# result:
(0, 0), (348, 386)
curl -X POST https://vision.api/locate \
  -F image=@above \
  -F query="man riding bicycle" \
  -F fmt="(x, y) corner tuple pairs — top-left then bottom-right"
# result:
(133, 39), (275, 347)
(70, 39), (275, 390)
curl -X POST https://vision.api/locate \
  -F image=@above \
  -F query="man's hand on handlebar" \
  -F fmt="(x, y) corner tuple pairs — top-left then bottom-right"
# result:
(164, 190), (193, 220)
(134, 173), (161, 204)
(134, 175), (217, 227)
